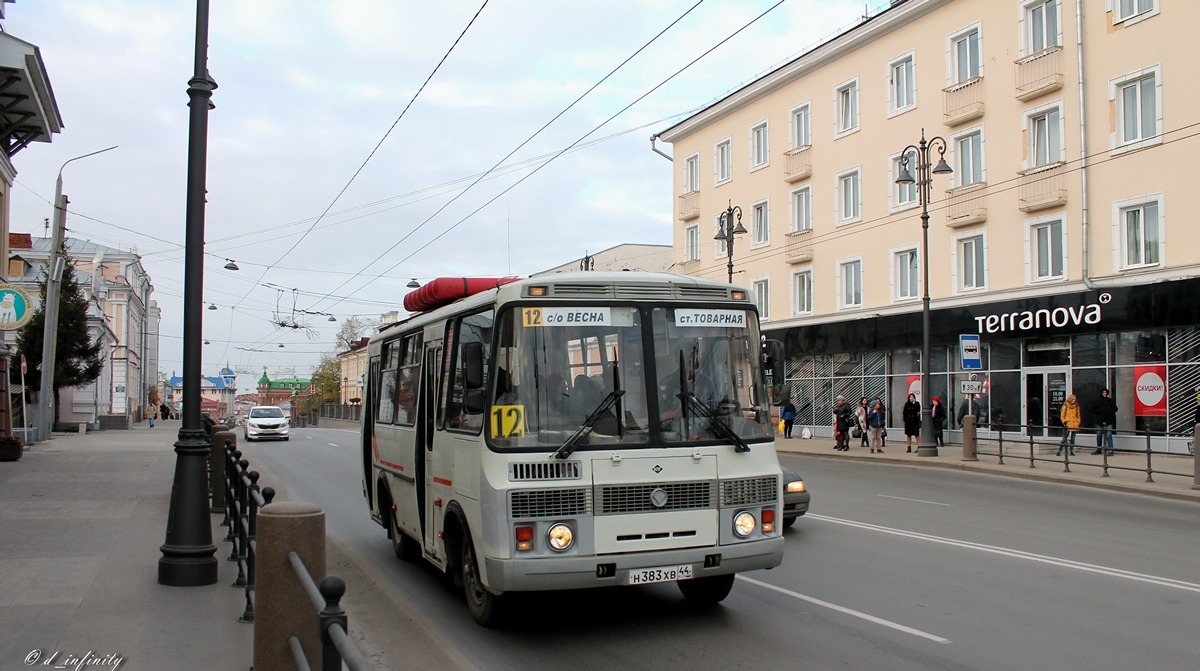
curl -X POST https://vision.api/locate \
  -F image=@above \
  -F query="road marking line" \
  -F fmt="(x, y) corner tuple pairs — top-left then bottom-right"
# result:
(878, 494), (951, 506)
(810, 514), (1200, 594)
(738, 576), (952, 644)
(329, 443), (338, 447)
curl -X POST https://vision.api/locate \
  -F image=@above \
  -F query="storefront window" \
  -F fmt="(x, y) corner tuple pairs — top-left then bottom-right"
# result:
(1113, 365), (1164, 433)
(1071, 368), (1108, 428)
(990, 341), (1020, 370)
(1116, 331), (1166, 364)
(1072, 334), (1110, 367)
(931, 347), (949, 373)
(1025, 339), (1071, 366)
(987, 371), (1019, 432)
(1168, 327), (1200, 364)
(890, 349), (919, 374)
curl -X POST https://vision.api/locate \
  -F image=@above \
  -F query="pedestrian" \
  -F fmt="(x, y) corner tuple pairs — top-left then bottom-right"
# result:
(902, 393), (921, 452)
(856, 397), (870, 448)
(877, 398), (888, 447)
(148, 407), (156, 428)
(780, 397), (797, 439)
(833, 395), (854, 451)
(1091, 388), (1117, 455)
(930, 396), (946, 447)
(867, 398), (886, 453)
(160, 403), (170, 421)
(1056, 393), (1081, 456)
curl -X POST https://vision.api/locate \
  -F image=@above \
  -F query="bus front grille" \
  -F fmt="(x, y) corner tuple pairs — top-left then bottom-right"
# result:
(720, 476), (778, 507)
(596, 481), (716, 515)
(509, 461), (581, 481)
(510, 487), (590, 519)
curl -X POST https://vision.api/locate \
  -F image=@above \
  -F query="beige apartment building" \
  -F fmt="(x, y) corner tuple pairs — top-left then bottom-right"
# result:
(657, 0), (1196, 450)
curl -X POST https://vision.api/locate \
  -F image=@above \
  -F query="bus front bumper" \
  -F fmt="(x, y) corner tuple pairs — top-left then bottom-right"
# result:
(483, 536), (784, 593)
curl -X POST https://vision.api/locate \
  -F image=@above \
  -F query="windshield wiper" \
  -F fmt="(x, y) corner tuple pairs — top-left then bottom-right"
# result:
(680, 391), (750, 453)
(551, 390), (625, 460)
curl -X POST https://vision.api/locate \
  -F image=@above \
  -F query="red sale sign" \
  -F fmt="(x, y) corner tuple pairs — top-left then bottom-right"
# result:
(1133, 365), (1167, 416)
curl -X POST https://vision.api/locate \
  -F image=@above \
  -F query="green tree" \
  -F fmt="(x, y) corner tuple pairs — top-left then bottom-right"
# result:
(310, 353), (340, 403)
(13, 261), (103, 426)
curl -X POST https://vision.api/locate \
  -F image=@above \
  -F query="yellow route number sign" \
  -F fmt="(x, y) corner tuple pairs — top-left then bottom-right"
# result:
(490, 404), (525, 438)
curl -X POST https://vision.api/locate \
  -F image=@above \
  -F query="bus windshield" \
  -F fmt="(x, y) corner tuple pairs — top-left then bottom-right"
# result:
(487, 304), (772, 450)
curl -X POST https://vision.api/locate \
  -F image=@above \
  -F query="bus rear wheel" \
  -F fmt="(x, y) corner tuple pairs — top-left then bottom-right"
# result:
(462, 536), (506, 626)
(389, 507), (420, 561)
(678, 574), (735, 606)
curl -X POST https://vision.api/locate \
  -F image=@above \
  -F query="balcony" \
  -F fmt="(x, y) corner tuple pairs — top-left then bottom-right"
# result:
(944, 182), (988, 228)
(1018, 161), (1068, 212)
(785, 229), (813, 263)
(783, 145), (812, 183)
(677, 190), (700, 221)
(943, 76), (984, 127)
(1014, 46), (1064, 101)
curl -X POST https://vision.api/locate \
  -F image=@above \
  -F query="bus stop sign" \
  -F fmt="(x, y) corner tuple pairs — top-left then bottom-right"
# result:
(960, 334), (982, 370)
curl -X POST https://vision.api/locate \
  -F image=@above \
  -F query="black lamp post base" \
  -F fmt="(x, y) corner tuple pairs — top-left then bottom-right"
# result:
(916, 445), (939, 457)
(157, 548), (218, 586)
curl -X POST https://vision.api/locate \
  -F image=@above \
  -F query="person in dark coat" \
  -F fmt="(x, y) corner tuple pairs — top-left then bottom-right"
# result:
(833, 395), (853, 451)
(1091, 388), (1118, 455)
(930, 396), (946, 447)
(780, 398), (797, 438)
(160, 403), (170, 421)
(902, 393), (921, 452)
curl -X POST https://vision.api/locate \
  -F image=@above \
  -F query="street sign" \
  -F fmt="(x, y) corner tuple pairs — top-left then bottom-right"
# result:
(960, 380), (984, 394)
(960, 334), (982, 370)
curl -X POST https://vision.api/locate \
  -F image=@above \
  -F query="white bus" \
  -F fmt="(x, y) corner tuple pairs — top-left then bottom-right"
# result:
(362, 272), (785, 626)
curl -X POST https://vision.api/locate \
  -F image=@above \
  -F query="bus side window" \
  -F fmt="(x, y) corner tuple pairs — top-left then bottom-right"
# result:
(446, 311), (493, 434)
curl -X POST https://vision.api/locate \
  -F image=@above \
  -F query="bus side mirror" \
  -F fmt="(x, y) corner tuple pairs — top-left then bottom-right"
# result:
(463, 342), (485, 389)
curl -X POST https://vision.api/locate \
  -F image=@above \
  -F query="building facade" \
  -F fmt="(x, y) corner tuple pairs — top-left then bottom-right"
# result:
(658, 0), (1196, 451)
(255, 370), (312, 407)
(167, 365), (236, 418)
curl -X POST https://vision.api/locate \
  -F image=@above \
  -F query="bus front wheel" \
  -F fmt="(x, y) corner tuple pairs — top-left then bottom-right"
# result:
(678, 574), (735, 606)
(462, 536), (506, 626)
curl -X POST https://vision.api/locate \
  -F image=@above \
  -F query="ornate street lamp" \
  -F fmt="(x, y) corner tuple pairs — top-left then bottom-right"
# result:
(896, 129), (952, 457)
(713, 201), (747, 285)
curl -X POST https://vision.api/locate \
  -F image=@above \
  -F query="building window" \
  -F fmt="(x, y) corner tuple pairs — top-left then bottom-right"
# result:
(892, 152), (917, 209)
(1115, 0), (1156, 23)
(715, 139), (732, 184)
(750, 121), (769, 169)
(951, 27), (981, 83)
(1028, 104), (1063, 167)
(753, 278), (770, 320)
(751, 200), (769, 246)
(839, 259), (863, 308)
(790, 186), (812, 232)
(683, 153), (700, 193)
(1025, 0), (1060, 53)
(793, 269), (813, 315)
(684, 224), (699, 262)
(835, 78), (859, 135)
(959, 234), (986, 290)
(889, 54), (915, 115)
(1120, 199), (1161, 268)
(837, 168), (861, 224)
(894, 248), (919, 301)
(790, 104), (811, 148)
(956, 129), (984, 186)
(1113, 69), (1160, 148)
(1030, 218), (1065, 281)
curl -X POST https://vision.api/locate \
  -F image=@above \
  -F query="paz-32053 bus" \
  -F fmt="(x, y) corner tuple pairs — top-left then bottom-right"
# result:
(362, 272), (785, 626)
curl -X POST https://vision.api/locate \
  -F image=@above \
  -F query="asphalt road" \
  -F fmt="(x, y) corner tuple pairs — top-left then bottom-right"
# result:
(241, 427), (1200, 671)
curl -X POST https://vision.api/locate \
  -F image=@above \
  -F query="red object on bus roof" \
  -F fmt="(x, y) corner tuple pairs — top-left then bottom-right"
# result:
(403, 277), (520, 313)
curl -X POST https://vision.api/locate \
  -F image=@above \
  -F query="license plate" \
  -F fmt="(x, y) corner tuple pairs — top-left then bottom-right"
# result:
(626, 564), (693, 585)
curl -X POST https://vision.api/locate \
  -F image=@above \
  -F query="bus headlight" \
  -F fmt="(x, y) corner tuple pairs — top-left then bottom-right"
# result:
(733, 511), (756, 537)
(547, 523), (574, 552)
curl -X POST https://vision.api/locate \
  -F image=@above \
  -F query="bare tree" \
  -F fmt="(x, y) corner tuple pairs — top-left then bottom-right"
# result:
(335, 316), (379, 351)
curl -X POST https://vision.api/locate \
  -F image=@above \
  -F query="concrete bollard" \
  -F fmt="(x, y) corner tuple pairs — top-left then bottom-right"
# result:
(962, 415), (978, 461)
(254, 502), (326, 671)
(210, 429), (235, 512)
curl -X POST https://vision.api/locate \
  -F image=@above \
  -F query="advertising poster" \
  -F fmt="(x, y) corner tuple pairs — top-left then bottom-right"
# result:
(1133, 365), (1167, 416)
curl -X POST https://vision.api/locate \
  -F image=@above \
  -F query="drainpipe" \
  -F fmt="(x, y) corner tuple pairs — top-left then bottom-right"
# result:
(1076, 0), (1097, 289)
(649, 134), (672, 162)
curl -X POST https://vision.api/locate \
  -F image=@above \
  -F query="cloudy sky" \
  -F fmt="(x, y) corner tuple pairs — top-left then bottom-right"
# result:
(4, 0), (880, 391)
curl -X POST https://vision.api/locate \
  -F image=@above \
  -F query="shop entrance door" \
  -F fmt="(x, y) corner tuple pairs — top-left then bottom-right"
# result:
(1024, 369), (1070, 438)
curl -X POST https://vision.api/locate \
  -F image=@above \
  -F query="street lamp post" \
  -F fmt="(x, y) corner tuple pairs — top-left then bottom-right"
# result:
(896, 129), (952, 457)
(37, 146), (117, 441)
(159, 0), (219, 586)
(713, 201), (747, 285)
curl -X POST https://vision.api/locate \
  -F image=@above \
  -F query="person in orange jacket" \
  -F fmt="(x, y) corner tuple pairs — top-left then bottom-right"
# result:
(1056, 393), (1081, 456)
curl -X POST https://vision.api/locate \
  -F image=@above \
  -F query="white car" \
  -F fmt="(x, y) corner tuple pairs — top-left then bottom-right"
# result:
(243, 406), (290, 442)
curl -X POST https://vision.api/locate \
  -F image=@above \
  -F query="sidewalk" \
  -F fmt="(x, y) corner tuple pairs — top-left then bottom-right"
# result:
(0, 419), (252, 670)
(776, 431), (1200, 503)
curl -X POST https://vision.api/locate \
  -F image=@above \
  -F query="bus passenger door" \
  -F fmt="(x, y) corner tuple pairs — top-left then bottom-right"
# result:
(419, 344), (441, 558)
